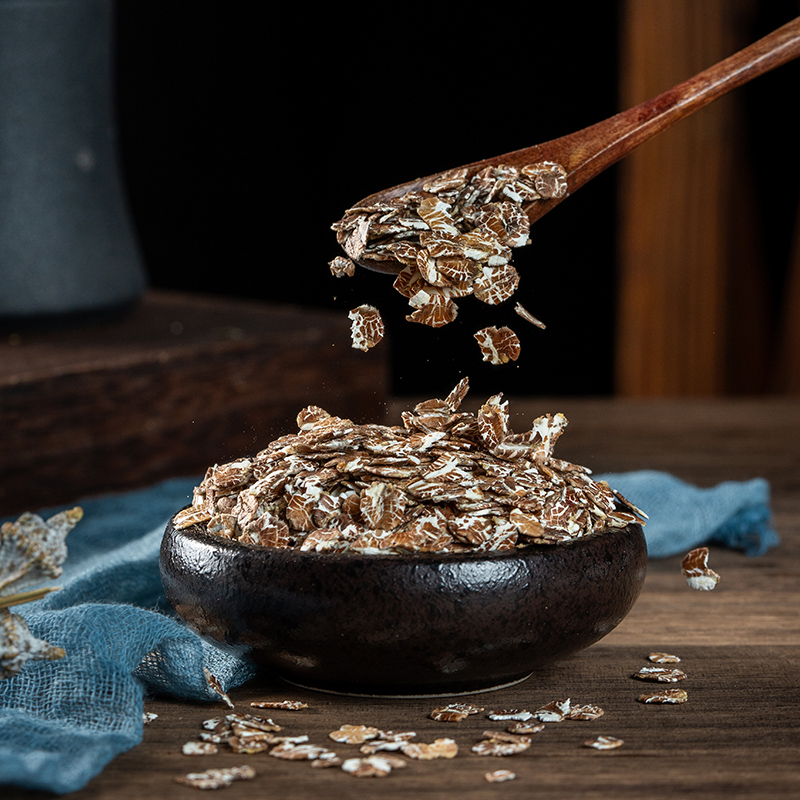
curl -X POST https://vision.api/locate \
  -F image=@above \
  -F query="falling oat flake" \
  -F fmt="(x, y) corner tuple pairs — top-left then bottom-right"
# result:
(331, 161), (561, 360)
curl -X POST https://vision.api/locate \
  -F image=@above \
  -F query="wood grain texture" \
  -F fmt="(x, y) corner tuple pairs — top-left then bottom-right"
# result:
(4, 395), (798, 798)
(0, 291), (388, 516)
(615, 0), (776, 395)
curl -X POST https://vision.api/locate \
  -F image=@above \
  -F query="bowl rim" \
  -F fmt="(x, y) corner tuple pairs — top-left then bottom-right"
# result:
(165, 506), (645, 567)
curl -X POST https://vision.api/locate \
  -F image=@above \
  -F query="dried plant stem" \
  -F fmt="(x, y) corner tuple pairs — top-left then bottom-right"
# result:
(0, 586), (60, 610)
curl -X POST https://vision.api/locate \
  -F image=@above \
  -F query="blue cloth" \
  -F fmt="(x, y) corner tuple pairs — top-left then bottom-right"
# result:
(0, 471), (777, 793)
(598, 471), (778, 557)
(0, 478), (256, 794)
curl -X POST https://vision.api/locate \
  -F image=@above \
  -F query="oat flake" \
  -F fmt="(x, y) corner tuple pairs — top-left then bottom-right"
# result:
(202, 668), (234, 709)
(174, 765), (255, 790)
(584, 735), (623, 750)
(348, 305), (385, 352)
(637, 688), (688, 704)
(329, 724), (382, 744)
(681, 547), (720, 590)
(401, 738), (458, 760)
(488, 709), (533, 721)
(632, 666), (686, 683)
(474, 326), (521, 365)
(648, 652), (681, 664)
(249, 699), (308, 711)
(485, 769), (517, 783)
(182, 741), (218, 756)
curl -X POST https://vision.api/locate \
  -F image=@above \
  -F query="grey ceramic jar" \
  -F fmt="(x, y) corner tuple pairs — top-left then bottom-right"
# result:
(0, 0), (146, 324)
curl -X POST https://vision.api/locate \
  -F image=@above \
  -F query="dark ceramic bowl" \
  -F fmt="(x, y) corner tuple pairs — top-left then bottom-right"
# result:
(160, 513), (646, 696)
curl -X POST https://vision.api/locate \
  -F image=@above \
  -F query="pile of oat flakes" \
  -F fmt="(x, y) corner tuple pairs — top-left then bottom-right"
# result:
(173, 378), (646, 553)
(330, 161), (566, 364)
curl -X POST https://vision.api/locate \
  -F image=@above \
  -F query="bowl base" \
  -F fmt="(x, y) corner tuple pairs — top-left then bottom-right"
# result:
(279, 672), (533, 699)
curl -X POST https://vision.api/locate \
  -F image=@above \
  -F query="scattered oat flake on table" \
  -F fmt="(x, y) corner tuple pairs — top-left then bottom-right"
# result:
(359, 740), (402, 754)
(182, 741), (218, 756)
(227, 711), (282, 731)
(472, 738), (531, 757)
(329, 724), (382, 744)
(360, 731), (416, 753)
(584, 735), (623, 750)
(632, 666), (687, 683)
(488, 709), (533, 721)
(203, 668), (234, 708)
(228, 727), (288, 753)
(249, 699), (308, 711)
(567, 704), (605, 720)
(429, 709), (469, 723)
(507, 721), (545, 734)
(514, 302), (546, 329)
(175, 765), (255, 790)
(480, 731), (533, 746)
(270, 743), (336, 761)
(401, 738), (458, 760)
(486, 769), (517, 783)
(376, 730), (417, 742)
(342, 755), (407, 777)
(348, 305), (384, 352)
(637, 688), (689, 704)
(268, 735), (310, 745)
(474, 326), (521, 365)
(199, 733), (231, 745)
(681, 546), (720, 590)
(648, 652), (681, 664)
(311, 755), (343, 768)
(532, 698), (571, 722)
(228, 736), (272, 755)
(142, 712), (158, 725)
(199, 727), (233, 744)
(431, 702), (484, 722)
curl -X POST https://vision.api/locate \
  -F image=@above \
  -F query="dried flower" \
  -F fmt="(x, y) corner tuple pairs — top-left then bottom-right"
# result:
(0, 508), (81, 680)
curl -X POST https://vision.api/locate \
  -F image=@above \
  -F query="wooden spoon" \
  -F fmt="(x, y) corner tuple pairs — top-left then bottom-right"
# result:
(342, 15), (800, 275)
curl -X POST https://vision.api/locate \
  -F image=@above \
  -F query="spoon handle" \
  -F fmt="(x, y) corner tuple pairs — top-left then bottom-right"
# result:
(347, 15), (800, 274)
(522, 15), (800, 215)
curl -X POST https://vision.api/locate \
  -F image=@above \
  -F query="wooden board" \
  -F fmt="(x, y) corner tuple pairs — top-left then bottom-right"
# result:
(0, 291), (388, 516)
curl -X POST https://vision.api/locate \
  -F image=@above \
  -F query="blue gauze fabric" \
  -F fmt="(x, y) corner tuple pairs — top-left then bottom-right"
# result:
(0, 471), (778, 793)
(598, 470), (778, 557)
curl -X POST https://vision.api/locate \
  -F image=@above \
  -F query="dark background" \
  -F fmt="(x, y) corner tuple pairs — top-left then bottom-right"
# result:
(112, 2), (800, 397)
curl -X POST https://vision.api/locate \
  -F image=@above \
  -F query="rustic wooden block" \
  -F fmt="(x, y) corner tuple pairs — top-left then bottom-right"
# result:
(0, 290), (388, 516)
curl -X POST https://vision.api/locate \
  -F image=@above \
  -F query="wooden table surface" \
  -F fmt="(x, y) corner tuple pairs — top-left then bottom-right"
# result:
(6, 395), (800, 799)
